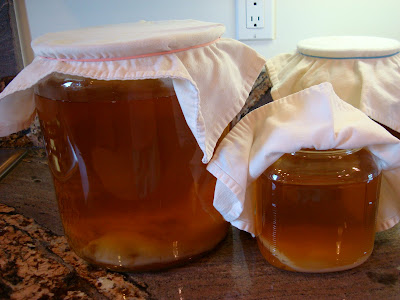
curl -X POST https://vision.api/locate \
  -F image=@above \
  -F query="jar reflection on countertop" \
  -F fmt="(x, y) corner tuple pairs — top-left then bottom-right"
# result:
(34, 74), (229, 271)
(256, 148), (382, 272)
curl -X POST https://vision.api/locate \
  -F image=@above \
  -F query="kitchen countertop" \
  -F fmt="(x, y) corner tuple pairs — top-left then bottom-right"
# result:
(0, 149), (399, 300)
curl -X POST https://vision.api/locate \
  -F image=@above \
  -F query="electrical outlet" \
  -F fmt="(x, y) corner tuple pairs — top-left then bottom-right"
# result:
(246, 0), (264, 29)
(236, 0), (275, 40)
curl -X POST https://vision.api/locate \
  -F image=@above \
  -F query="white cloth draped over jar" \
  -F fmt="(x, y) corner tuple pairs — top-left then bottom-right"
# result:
(207, 83), (400, 235)
(0, 19), (266, 163)
(266, 36), (400, 133)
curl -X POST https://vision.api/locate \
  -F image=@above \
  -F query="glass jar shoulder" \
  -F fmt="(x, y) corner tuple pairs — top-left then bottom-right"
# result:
(34, 73), (176, 102)
(262, 148), (380, 185)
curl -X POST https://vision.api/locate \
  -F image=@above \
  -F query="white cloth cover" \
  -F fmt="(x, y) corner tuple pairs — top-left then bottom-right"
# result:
(0, 20), (266, 163)
(207, 82), (400, 235)
(266, 36), (400, 133)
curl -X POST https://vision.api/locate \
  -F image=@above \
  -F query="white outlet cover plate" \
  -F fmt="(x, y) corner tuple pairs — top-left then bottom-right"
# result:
(236, 0), (275, 40)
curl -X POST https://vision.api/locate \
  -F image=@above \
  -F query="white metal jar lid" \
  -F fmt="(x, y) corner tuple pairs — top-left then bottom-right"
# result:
(297, 36), (400, 59)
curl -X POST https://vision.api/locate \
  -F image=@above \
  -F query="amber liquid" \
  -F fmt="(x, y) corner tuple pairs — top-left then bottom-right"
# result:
(257, 175), (381, 272)
(35, 78), (228, 271)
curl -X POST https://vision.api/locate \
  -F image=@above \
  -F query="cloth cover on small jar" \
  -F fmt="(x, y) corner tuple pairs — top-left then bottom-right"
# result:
(266, 36), (400, 133)
(207, 82), (400, 235)
(0, 20), (266, 163)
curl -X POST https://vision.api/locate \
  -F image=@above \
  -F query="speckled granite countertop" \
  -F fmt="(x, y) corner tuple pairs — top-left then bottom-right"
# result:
(0, 149), (399, 300)
(0, 70), (399, 299)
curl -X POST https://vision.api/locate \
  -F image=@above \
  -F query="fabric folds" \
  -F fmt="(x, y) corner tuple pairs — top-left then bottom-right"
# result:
(207, 83), (400, 235)
(0, 20), (266, 163)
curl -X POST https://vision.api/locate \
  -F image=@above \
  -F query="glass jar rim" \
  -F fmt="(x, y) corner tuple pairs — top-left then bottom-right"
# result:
(291, 148), (362, 156)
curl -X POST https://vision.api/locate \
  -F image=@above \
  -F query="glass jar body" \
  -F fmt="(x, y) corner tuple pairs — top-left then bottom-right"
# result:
(35, 74), (228, 271)
(256, 148), (381, 272)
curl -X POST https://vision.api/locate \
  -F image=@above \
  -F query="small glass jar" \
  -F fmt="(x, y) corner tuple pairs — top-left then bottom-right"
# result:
(256, 148), (382, 272)
(35, 74), (229, 271)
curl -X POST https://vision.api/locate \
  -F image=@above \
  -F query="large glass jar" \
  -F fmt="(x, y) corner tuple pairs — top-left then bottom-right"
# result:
(256, 148), (382, 272)
(35, 74), (229, 271)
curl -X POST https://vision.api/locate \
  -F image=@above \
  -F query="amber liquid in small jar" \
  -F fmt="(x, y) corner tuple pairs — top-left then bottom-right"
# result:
(256, 148), (381, 272)
(35, 75), (228, 271)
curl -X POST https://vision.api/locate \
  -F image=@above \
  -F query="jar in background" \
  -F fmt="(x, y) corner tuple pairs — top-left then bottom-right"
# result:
(35, 74), (229, 271)
(256, 148), (381, 272)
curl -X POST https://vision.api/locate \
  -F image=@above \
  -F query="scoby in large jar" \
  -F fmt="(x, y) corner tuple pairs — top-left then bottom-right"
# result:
(35, 74), (229, 271)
